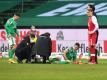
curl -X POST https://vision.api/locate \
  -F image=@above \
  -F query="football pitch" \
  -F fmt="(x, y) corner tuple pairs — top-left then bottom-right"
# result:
(0, 59), (107, 80)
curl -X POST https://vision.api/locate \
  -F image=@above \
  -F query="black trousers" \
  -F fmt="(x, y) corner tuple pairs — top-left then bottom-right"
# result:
(15, 47), (31, 63)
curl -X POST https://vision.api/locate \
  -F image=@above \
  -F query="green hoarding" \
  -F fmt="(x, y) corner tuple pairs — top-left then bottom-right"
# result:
(18, 1), (107, 26)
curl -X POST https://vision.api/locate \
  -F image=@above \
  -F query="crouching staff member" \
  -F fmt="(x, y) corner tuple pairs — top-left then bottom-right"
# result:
(15, 34), (36, 63)
(31, 32), (52, 63)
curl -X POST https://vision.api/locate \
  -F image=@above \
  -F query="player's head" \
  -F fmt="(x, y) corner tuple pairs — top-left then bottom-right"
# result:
(74, 42), (80, 50)
(44, 32), (50, 37)
(29, 33), (36, 43)
(87, 4), (95, 17)
(31, 25), (36, 31)
(13, 13), (20, 20)
(30, 33), (35, 39)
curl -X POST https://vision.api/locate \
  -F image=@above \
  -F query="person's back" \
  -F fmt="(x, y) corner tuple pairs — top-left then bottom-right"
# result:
(34, 34), (51, 57)
(15, 35), (31, 63)
(31, 32), (52, 63)
(16, 36), (30, 51)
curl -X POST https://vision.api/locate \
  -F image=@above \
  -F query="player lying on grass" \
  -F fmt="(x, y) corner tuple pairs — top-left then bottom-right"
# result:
(49, 43), (83, 64)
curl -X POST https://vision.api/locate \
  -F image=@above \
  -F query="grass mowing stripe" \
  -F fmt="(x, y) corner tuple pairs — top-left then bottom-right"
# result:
(0, 59), (107, 80)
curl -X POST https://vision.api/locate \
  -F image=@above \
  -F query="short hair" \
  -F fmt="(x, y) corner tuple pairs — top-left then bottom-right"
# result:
(75, 42), (80, 48)
(30, 33), (35, 38)
(88, 4), (97, 17)
(14, 13), (21, 17)
(44, 32), (50, 37)
(88, 4), (95, 12)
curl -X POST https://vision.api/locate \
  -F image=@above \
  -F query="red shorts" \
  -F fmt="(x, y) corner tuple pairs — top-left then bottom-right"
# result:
(88, 31), (99, 47)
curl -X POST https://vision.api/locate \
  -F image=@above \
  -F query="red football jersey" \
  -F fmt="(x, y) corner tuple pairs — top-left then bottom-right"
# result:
(88, 17), (95, 31)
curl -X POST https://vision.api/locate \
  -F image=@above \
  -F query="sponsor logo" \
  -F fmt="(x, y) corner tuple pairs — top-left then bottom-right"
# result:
(57, 43), (103, 53)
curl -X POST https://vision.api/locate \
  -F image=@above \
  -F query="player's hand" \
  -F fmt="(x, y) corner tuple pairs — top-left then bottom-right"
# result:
(88, 31), (94, 34)
(8, 34), (12, 39)
(12, 44), (17, 49)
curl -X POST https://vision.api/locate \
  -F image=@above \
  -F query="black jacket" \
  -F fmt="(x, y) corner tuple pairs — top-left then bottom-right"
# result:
(31, 34), (52, 57)
(15, 36), (31, 59)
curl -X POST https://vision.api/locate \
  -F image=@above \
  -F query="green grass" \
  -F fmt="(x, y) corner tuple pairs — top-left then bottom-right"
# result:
(0, 58), (107, 80)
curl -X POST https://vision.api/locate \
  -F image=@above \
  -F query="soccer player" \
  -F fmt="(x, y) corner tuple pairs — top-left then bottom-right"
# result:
(87, 4), (99, 64)
(49, 43), (81, 64)
(4, 13), (20, 63)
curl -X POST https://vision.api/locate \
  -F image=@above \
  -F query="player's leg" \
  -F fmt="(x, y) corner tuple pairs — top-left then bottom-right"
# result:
(8, 47), (15, 59)
(89, 45), (96, 64)
(95, 31), (99, 64)
(88, 35), (92, 63)
(88, 34), (95, 64)
(49, 54), (68, 64)
(95, 49), (98, 64)
(8, 36), (17, 63)
(49, 54), (61, 63)
(57, 55), (70, 64)
(89, 32), (98, 64)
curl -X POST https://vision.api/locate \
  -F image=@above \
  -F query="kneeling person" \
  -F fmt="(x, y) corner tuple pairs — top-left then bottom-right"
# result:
(15, 34), (36, 63)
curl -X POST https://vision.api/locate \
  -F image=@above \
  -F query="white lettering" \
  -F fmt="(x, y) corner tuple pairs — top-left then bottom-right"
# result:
(62, 4), (87, 16)
(37, 3), (107, 16)
(37, 3), (83, 16)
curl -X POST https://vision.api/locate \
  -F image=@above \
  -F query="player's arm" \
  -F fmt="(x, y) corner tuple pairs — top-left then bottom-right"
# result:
(63, 49), (69, 60)
(89, 16), (99, 34)
(5, 20), (12, 33)
(14, 28), (20, 37)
